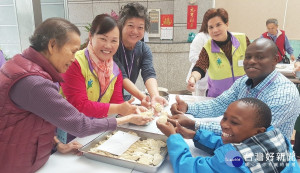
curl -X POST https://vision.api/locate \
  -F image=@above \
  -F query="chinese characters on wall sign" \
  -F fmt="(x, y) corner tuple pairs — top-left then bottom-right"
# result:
(148, 9), (161, 37)
(187, 5), (198, 29)
(160, 14), (174, 40)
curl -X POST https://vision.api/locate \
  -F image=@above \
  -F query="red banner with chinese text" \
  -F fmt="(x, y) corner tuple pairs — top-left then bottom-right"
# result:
(161, 14), (174, 27)
(187, 5), (198, 29)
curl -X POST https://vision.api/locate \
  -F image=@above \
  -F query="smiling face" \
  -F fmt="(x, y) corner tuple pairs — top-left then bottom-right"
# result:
(220, 101), (264, 144)
(267, 23), (278, 35)
(207, 16), (229, 42)
(243, 39), (278, 86)
(89, 26), (119, 61)
(121, 17), (145, 49)
(48, 32), (81, 73)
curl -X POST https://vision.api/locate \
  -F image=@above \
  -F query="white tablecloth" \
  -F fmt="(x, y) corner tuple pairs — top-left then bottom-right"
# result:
(37, 94), (220, 173)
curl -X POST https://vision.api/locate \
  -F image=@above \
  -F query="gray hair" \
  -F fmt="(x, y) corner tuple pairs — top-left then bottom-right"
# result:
(118, 2), (150, 32)
(30, 17), (80, 51)
(266, 18), (278, 26)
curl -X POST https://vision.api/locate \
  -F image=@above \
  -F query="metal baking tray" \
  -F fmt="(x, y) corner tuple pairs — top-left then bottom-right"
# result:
(79, 127), (168, 173)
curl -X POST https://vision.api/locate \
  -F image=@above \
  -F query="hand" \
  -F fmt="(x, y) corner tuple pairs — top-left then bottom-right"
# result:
(291, 55), (296, 62)
(187, 76), (196, 92)
(294, 62), (300, 71)
(151, 95), (168, 115)
(175, 121), (196, 139)
(118, 98), (137, 116)
(151, 95), (168, 107)
(127, 114), (153, 125)
(168, 113), (195, 130)
(57, 141), (83, 156)
(141, 95), (151, 108)
(135, 106), (148, 114)
(156, 121), (176, 137)
(170, 95), (188, 115)
(293, 62), (300, 77)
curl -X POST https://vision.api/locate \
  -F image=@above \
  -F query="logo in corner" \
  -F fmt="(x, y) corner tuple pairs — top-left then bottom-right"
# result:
(225, 150), (243, 167)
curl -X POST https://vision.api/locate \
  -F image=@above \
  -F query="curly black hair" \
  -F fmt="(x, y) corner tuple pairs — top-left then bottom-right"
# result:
(118, 2), (150, 32)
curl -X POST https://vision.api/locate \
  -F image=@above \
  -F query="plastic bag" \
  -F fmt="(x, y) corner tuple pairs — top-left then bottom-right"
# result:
(187, 32), (196, 43)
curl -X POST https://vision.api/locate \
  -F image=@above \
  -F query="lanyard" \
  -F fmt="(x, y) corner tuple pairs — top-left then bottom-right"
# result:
(247, 73), (278, 98)
(121, 42), (135, 78)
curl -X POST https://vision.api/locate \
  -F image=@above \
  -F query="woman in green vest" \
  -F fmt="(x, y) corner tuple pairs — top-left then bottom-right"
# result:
(60, 14), (150, 119)
(187, 8), (251, 97)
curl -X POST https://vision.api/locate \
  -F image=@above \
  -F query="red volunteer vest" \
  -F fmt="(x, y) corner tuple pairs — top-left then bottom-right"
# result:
(0, 55), (56, 173)
(262, 30), (285, 62)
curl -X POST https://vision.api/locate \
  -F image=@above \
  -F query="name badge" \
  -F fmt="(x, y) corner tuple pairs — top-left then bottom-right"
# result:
(238, 60), (244, 67)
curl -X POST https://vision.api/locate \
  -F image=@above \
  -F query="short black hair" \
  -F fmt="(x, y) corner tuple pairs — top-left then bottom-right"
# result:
(237, 98), (272, 128)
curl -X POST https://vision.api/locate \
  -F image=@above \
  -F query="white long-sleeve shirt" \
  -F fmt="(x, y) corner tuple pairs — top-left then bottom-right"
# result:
(186, 32), (210, 94)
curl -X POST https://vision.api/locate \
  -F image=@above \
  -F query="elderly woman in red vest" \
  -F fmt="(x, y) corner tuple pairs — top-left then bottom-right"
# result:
(0, 18), (152, 173)
(261, 18), (295, 62)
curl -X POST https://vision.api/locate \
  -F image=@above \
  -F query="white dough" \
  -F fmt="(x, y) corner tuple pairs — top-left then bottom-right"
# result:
(89, 131), (166, 166)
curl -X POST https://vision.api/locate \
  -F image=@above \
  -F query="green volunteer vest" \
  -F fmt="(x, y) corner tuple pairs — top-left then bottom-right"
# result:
(76, 49), (119, 103)
(205, 33), (247, 80)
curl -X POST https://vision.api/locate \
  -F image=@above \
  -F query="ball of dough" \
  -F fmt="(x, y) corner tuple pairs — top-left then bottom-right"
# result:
(141, 109), (154, 117)
(154, 103), (163, 113)
(157, 115), (168, 124)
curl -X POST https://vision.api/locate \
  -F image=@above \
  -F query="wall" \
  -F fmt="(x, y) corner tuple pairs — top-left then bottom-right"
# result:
(215, 0), (300, 40)
(135, 42), (191, 92)
(67, 0), (213, 91)
(0, 0), (65, 58)
(67, 0), (213, 44)
(0, 0), (21, 57)
(0, 0), (213, 91)
(215, 0), (300, 57)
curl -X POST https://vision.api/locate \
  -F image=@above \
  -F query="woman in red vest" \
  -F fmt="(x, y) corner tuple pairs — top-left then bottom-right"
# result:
(261, 18), (295, 62)
(0, 18), (152, 173)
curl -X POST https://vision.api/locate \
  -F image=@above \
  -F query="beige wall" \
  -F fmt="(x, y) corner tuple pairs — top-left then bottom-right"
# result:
(215, 0), (300, 40)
